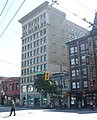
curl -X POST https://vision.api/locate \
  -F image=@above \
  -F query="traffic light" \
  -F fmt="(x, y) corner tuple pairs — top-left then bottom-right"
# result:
(45, 72), (49, 80)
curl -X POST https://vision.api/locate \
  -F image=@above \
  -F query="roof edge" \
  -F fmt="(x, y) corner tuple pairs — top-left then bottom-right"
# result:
(18, 1), (49, 24)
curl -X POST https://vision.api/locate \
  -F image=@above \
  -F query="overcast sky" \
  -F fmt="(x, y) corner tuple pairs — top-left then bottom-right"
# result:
(0, 0), (96, 77)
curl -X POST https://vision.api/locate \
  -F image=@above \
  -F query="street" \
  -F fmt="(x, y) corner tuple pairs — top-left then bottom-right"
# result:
(0, 107), (97, 120)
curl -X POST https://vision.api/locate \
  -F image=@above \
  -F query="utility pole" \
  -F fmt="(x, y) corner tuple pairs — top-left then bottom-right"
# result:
(51, 0), (58, 6)
(60, 64), (64, 108)
(60, 64), (63, 96)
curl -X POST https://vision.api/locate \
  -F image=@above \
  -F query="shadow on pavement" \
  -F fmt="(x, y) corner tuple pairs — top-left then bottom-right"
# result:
(0, 106), (97, 114)
(2, 116), (10, 118)
(42, 108), (97, 114)
(0, 106), (32, 113)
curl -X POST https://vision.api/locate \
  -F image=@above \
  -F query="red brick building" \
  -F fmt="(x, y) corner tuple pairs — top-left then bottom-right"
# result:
(0, 77), (20, 106)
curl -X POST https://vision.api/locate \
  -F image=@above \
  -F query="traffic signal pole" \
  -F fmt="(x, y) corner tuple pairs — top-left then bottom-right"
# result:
(60, 64), (63, 96)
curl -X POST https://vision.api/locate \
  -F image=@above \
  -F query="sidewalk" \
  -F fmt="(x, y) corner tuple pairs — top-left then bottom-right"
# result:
(52, 107), (97, 114)
(0, 106), (97, 113)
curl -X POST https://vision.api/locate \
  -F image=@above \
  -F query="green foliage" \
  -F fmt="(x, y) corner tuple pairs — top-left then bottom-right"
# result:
(34, 79), (59, 95)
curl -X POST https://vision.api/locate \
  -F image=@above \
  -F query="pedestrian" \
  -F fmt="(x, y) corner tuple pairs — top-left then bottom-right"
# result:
(90, 101), (93, 110)
(9, 100), (16, 116)
(93, 101), (96, 110)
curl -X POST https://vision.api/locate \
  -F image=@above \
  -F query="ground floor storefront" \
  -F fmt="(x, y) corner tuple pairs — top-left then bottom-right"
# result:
(20, 93), (48, 108)
(0, 95), (20, 106)
(70, 91), (97, 109)
(20, 92), (70, 108)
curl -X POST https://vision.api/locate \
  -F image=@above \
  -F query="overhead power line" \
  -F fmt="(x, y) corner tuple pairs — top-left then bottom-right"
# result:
(51, 0), (58, 6)
(75, 0), (95, 14)
(0, 0), (15, 26)
(0, 0), (26, 38)
(0, 59), (20, 66)
(0, 0), (9, 16)
(51, 0), (97, 29)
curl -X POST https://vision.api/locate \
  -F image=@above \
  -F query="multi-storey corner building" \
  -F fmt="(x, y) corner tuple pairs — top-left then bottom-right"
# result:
(0, 77), (20, 106)
(67, 12), (97, 108)
(19, 1), (89, 107)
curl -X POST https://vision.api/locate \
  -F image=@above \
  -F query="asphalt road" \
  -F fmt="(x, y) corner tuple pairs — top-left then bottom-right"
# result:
(0, 107), (97, 120)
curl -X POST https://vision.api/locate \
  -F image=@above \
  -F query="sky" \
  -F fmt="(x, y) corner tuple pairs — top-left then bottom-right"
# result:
(0, 0), (96, 77)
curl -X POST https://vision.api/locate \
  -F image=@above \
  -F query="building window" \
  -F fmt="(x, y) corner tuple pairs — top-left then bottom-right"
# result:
(72, 82), (76, 89)
(37, 56), (40, 63)
(80, 43), (85, 51)
(34, 66), (37, 72)
(77, 82), (80, 88)
(70, 46), (77, 54)
(44, 45), (47, 52)
(27, 68), (29, 74)
(83, 81), (88, 88)
(27, 85), (34, 92)
(31, 59), (33, 65)
(31, 43), (34, 48)
(44, 63), (47, 71)
(44, 28), (46, 34)
(9, 84), (12, 90)
(71, 58), (75, 65)
(44, 36), (47, 43)
(37, 39), (40, 46)
(37, 65), (41, 71)
(64, 79), (68, 88)
(41, 64), (44, 71)
(27, 77), (30, 83)
(81, 55), (86, 63)
(29, 76), (32, 82)
(71, 58), (78, 65)
(37, 32), (40, 38)
(80, 42), (88, 51)
(76, 69), (79, 76)
(75, 58), (78, 65)
(40, 30), (43, 36)
(37, 48), (40, 54)
(34, 58), (37, 64)
(41, 55), (44, 62)
(82, 67), (87, 75)
(75, 46), (77, 53)
(95, 39), (97, 47)
(3, 85), (5, 91)
(22, 85), (26, 92)
(71, 70), (76, 77)
(30, 67), (32, 74)
(34, 41), (37, 47)
(34, 49), (37, 55)
(86, 43), (88, 50)
(22, 77), (26, 83)
(40, 38), (44, 44)
(70, 47), (74, 54)
(44, 54), (47, 61)
(41, 46), (44, 53)
(6, 84), (8, 91)
(27, 60), (30, 66)
(12, 83), (15, 90)
(16, 83), (19, 90)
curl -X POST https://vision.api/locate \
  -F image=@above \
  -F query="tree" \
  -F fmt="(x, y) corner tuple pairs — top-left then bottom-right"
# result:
(34, 79), (59, 95)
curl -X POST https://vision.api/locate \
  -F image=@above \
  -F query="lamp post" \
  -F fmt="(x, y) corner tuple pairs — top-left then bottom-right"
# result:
(60, 64), (63, 107)
(60, 64), (63, 95)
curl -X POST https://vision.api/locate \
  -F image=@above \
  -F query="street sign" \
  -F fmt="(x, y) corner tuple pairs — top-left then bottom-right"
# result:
(37, 72), (45, 75)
